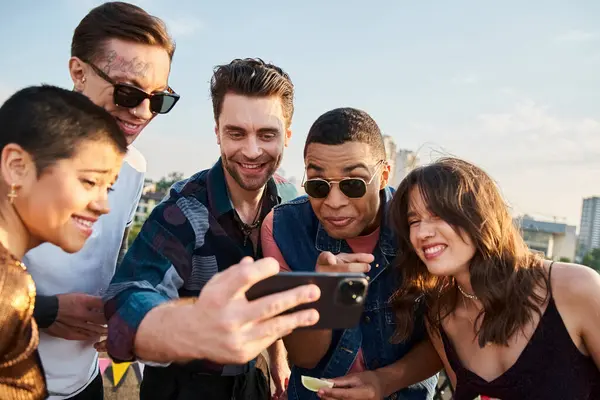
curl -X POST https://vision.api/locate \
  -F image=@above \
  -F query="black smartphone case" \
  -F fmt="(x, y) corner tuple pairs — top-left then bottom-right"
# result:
(245, 272), (369, 330)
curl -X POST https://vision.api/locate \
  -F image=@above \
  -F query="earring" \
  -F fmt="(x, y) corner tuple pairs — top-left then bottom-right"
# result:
(133, 108), (137, 116)
(7, 183), (17, 204)
(81, 77), (86, 84)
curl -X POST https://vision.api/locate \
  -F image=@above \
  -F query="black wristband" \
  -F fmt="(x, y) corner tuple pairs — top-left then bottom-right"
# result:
(33, 295), (59, 328)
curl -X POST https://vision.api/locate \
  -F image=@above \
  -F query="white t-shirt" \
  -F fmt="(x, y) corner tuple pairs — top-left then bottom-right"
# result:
(23, 146), (146, 399)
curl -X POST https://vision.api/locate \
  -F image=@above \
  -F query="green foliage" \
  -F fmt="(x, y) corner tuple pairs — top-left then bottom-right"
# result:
(155, 171), (184, 192)
(581, 248), (600, 273)
(128, 223), (143, 247)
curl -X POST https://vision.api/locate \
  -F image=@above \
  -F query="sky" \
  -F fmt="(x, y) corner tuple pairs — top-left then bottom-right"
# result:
(1, 0), (599, 227)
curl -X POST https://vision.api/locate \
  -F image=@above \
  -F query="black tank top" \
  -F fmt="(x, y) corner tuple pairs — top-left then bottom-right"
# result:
(439, 265), (600, 400)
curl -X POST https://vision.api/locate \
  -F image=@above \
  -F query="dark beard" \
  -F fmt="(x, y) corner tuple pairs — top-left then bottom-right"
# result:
(223, 154), (282, 191)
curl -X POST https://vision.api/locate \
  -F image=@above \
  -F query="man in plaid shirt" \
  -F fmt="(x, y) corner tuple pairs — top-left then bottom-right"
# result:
(104, 58), (314, 399)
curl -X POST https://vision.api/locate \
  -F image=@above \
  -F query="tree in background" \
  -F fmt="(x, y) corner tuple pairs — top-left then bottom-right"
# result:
(126, 171), (183, 247)
(128, 223), (143, 247)
(581, 248), (600, 273)
(155, 171), (184, 192)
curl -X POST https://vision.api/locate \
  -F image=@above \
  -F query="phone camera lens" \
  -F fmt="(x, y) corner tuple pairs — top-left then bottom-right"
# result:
(337, 279), (367, 306)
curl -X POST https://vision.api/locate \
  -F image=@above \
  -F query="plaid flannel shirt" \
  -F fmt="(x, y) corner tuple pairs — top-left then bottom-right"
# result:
(103, 158), (298, 369)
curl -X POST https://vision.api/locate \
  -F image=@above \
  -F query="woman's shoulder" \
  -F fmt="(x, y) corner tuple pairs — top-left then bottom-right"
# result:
(546, 261), (600, 326)
(0, 262), (36, 345)
(547, 261), (600, 298)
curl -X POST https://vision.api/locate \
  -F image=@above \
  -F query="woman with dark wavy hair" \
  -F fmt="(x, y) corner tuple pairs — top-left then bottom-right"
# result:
(389, 157), (600, 400)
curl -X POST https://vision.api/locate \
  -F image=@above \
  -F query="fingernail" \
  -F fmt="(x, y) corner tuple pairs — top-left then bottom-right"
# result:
(306, 310), (319, 324)
(308, 286), (320, 300)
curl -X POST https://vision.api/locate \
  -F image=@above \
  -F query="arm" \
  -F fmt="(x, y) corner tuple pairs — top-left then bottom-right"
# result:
(103, 198), (196, 363)
(0, 268), (37, 361)
(131, 256), (321, 365)
(559, 264), (600, 369)
(267, 337), (291, 397)
(282, 330), (333, 369)
(267, 338), (288, 366)
(318, 334), (449, 399)
(261, 211), (333, 369)
(375, 338), (444, 397)
(426, 321), (457, 389)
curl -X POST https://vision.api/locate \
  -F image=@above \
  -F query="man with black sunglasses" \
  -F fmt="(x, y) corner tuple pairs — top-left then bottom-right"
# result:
(261, 107), (441, 400)
(23, 3), (179, 399)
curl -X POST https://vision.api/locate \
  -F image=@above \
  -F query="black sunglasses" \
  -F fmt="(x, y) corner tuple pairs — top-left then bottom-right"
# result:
(302, 161), (385, 199)
(86, 62), (180, 114)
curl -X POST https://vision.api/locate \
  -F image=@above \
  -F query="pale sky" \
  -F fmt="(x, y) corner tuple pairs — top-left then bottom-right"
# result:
(1, 0), (599, 227)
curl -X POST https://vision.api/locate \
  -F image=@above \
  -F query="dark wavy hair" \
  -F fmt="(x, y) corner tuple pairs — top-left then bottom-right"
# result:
(389, 157), (548, 347)
(210, 58), (294, 128)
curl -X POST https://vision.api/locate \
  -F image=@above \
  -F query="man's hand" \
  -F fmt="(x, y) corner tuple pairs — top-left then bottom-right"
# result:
(316, 251), (374, 274)
(135, 256), (321, 364)
(44, 293), (107, 341)
(268, 340), (291, 399)
(93, 339), (107, 353)
(270, 360), (290, 399)
(193, 257), (320, 364)
(317, 371), (383, 400)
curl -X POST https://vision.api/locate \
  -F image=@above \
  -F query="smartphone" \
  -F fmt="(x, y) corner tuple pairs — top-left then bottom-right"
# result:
(245, 272), (369, 330)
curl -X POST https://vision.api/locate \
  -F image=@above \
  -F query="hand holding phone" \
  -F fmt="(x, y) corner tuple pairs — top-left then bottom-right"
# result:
(246, 271), (369, 330)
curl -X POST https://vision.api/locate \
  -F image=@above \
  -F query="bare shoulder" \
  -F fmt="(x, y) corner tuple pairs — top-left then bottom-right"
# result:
(548, 261), (600, 307)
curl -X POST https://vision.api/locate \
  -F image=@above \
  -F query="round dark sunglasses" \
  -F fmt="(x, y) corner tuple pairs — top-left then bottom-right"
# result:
(302, 161), (385, 199)
(87, 62), (180, 114)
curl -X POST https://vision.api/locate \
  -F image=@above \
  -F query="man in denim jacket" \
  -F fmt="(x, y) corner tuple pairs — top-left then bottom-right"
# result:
(261, 107), (441, 400)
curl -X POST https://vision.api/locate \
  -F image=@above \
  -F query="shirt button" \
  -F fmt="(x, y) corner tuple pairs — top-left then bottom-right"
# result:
(364, 316), (371, 323)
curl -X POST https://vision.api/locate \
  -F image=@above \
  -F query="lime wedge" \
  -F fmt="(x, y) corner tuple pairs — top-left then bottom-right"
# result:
(301, 375), (334, 392)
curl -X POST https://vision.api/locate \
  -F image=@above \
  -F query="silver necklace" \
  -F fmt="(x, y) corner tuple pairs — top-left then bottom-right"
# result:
(457, 284), (478, 300)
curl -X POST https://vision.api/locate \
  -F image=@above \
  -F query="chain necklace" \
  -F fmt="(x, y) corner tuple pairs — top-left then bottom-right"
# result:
(458, 285), (492, 347)
(233, 188), (265, 247)
(457, 284), (479, 300)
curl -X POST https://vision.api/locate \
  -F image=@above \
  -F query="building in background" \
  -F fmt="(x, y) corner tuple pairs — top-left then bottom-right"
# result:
(515, 215), (577, 261)
(382, 135), (420, 188)
(142, 178), (156, 195)
(578, 196), (600, 259)
(383, 135), (397, 183)
(392, 149), (419, 188)
(134, 191), (166, 224)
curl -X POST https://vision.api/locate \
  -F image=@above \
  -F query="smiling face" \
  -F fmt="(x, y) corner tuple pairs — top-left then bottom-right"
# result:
(216, 93), (291, 191)
(407, 187), (476, 277)
(69, 38), (172, 145)
(305, 141), (389, 239)
(11, 139), (123, 253)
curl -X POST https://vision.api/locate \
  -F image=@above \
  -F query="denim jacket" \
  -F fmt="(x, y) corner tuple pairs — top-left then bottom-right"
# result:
(272, 187), (437, 400)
